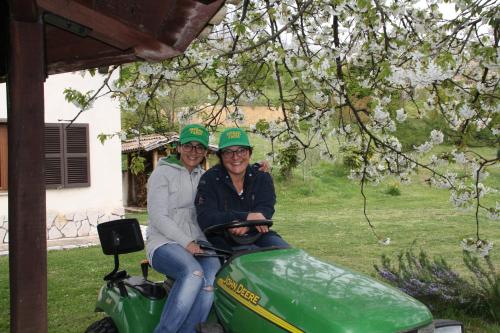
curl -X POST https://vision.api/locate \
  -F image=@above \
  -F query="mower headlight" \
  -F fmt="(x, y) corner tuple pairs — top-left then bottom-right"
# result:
(416, 323), (434, 333)
(411, 320), (464, 333)
(433, 319), (464, 333)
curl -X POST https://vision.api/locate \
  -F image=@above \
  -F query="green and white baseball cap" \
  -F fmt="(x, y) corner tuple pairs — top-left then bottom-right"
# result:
(218, 127), (251, 149)
(179, 124), (209, 148)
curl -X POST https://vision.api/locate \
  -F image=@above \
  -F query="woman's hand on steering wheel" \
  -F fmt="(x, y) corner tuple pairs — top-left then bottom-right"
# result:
(228, 226), (249, 236)
(203, 219), (273, 246)
(247, 212), (269, 233)
(228, 213), (267, 235)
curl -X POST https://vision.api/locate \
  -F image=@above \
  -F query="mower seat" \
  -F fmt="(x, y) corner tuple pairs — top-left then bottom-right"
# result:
(124, 276), (167, 300)
(98, 218), (144, 255)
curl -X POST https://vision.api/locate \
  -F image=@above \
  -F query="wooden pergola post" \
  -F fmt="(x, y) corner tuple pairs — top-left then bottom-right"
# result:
(7, 16), (47, 333)
(152, 150), (158, 169)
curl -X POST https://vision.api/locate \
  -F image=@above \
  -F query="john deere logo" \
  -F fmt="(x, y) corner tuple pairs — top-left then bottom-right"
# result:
(189, 128), (204, 136)
(227, 131), (241, 139)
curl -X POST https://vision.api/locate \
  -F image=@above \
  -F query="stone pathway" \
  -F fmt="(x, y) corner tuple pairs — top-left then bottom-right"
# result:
(0, 225), (147, 256)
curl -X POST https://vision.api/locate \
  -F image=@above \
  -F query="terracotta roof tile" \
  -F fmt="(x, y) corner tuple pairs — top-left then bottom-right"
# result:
(122, 133), (218, 153)
(121, 133), (178, 153)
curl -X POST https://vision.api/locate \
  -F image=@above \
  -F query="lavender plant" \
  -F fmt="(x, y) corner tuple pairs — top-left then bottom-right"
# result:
(462, 251), (500, 322)
(375, 249), (500, 322)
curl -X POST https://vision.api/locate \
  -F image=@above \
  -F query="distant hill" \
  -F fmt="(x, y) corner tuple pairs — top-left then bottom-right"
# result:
(189, 105), (283, 126)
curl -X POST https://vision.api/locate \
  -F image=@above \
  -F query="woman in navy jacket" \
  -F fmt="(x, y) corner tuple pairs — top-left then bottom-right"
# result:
(195, 127), (289, 251)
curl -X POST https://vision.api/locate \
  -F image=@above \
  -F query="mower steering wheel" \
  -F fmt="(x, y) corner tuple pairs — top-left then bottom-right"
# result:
(203, 219), (273, 246)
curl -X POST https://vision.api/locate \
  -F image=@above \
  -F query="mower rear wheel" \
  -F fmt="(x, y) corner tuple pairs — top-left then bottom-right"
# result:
(85, 317), (118, 333)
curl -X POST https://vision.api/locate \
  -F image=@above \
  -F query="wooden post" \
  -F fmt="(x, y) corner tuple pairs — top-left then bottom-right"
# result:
(152, 150), (158, 169)
(203, 156), (209, 170)
(127, 154), (133, 206)
(7, 18), (47, 333)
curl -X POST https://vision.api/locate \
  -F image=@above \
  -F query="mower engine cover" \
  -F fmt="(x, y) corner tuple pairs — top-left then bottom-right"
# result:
(214, 248), (433, 333)
(94, 279), (166, 333)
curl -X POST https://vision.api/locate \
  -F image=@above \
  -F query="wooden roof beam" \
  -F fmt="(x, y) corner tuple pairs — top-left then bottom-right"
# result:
(36, 0), (182, 61)
(8, 0), (39, 21)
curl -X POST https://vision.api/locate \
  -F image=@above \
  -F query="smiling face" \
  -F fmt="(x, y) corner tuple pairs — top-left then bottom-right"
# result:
(220, 145), (251, 177)
(178, 141), (207, 172)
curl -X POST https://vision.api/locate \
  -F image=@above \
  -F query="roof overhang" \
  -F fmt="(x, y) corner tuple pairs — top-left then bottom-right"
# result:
(1, 0), (225, 80)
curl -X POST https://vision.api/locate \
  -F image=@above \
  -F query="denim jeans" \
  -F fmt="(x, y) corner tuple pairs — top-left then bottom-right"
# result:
(253, 232), (289, 248)
(151, 243), (220, 333)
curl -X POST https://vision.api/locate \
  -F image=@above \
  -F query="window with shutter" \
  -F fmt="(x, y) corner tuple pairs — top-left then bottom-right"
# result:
(45, 124), (64, 188)
(64, 124), (90, 187)
(45, 123), (90, 188)
(0, 123), (90, 190)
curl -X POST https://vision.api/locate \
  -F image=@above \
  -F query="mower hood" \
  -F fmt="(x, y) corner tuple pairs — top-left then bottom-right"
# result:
(215, 248), (433, 333)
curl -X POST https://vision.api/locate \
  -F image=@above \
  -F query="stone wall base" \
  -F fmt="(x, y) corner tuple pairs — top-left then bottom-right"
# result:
(0, 207), (125, 244)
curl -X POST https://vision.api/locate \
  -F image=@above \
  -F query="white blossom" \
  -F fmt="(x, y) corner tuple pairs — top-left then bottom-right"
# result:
(461, 238), (494, 257)
(387, 60), (453, 87)
(228, 106), (245, 125)
(136, 80), (147, 89)
(138, 63), (154, 75)
(429, 155), (447, 166)
(453, 151), (467, 165)
(396, 109), (407, 122)
(414, 141), (433, 154)
(374, 108), (389, 123)
(471, 163), (490, 182)
(458, 105), (475, 120)
(487, 203), (500, 220)
(135, 92), (149, 103)
(313, 91), (328, 105)
(430, 130), (444, 145)
(379, 238), (391, 246)
(385, 136), (402, 152)
(475, 117), (491, 131)
(161, 69), (177, 80)
(450, 186), (476, 210)
(215, 67), (229, 77)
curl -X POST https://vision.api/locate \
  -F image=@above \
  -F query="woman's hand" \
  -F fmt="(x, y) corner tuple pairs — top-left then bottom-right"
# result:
(257, 160), (271, 173)
(186, 241), (204, 255)
(229, 226), (250, 236)
(247, 212), (269, 233)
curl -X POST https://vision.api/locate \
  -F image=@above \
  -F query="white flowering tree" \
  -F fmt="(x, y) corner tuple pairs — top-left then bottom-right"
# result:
(65, 0), (499, 255)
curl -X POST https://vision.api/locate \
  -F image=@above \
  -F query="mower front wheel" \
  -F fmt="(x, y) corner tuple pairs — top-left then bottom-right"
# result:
(85, 317), (118, 333)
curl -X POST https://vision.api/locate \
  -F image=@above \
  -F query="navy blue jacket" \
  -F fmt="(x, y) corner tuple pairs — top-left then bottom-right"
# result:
(195, 164), (276, 231)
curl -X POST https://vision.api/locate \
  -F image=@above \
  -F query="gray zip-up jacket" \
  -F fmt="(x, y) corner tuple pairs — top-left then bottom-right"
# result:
(146, 155), (207, 262)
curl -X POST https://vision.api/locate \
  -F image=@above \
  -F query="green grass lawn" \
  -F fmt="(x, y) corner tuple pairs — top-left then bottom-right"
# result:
(274, 161), (500, 274)
(125, 211), (148, 225)
(0, 145), (498, 332)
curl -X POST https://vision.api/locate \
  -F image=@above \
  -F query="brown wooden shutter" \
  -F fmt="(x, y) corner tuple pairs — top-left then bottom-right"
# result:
(45, 124), (64, 188)
(64, 124), (90, 187)
(0, 124), (7, 190)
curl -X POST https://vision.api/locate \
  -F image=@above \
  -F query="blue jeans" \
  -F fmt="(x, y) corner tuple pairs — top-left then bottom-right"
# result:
(151, 243), (220, 333)
(254, 232), (289, 248)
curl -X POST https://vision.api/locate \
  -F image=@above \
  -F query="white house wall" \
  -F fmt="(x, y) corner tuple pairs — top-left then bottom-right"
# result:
(0, 72), (124, 244)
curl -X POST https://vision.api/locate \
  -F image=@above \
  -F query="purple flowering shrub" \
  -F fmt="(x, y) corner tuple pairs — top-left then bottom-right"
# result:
(374, 249), (499, 323)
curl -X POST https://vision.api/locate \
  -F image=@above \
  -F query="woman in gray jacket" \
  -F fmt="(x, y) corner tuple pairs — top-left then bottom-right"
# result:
(146, 124), (220, 333)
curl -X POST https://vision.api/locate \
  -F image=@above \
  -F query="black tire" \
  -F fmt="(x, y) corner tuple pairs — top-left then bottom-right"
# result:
(85, 317), (118, 333)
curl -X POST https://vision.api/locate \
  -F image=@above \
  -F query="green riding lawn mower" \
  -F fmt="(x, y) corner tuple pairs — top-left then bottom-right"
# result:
(85, 218), (464, 333)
